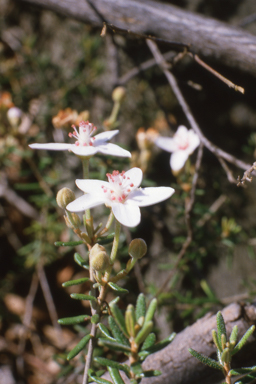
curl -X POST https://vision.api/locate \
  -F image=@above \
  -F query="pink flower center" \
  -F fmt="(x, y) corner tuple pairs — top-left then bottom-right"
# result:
(101, 170), (135, 203)
(68, 120), (96, 147)
(174, 132), (189, 150)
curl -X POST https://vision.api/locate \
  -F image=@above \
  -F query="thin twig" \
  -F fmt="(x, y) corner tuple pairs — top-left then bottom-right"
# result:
(146, 39), (252, 173)
(197, 194), (227, 227)
(156, 143), (204, 296)
(37, 262), (61, 331)
(17, 272), (39, 375)
(190, 53), (244, 94)
(237, 162), (256, 186)
(218, 157), (237, 184)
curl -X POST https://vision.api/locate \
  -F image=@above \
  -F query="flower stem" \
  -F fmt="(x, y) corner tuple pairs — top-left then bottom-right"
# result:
(82, 158), (93, 239)
(110, 219), (121, 264)
(98, 211), (114, 236)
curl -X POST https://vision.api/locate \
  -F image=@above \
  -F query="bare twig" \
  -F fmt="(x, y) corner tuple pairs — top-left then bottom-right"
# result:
(190, 53), (244, 94)
(156, 143), (204, 295)
(237, 161), (256, 186)
(17, 272), (39, 375)
(37, 262), (61, 331)
(197, 194), (227, 227)
(146, 39), (252, 173)
(218, 157), (237, 184)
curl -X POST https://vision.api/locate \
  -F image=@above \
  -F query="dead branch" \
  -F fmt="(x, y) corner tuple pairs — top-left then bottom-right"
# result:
(92, 303), (256, 384)
(18, 0), (256, 77)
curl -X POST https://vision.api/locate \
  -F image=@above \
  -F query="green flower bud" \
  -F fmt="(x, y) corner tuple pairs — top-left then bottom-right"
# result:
(128, 238), (147, 260)
(56, 188), (75, 209)
(112, 87), (126, 102)
(90, 244), (109, 272)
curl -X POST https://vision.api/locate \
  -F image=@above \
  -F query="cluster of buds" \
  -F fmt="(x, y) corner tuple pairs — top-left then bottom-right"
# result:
(52, 108), (90, 130)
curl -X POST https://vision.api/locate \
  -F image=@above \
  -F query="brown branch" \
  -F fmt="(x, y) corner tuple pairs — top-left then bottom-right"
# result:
(92, 303), (256, 384)
(146, 39), (252, 173)
(19, 0), (256, 77)
(237, 162), (256, 187)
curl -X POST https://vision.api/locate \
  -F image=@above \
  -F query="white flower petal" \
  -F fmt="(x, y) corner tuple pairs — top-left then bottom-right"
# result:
(187, 130), (200, 153)
(94, 130), (119, 144)
(170, 151), (189, 171)
(155, 137), (178, 153)
(66, 194), (105, 212)
(29, 143), (72, 151)
(70, 145), (97, 157)
(124, 168), (143, 188)
(97, 143), (131, 158)
(176, 125), (188, 136)
(76, 179), (108, 195)
(112, 203), (141, 227)
(128, 187), (175, 207)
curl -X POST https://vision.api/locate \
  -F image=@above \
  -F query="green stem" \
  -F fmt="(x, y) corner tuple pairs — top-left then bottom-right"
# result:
(104, 218), (121, 282)
(110, 219), (121, 264)
(82, 158), (93, 239)
(98, 211), (114, 236)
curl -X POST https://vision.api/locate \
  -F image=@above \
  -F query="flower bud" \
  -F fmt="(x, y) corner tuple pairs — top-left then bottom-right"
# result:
(112, 87), (126, 103)
(90, 244), (109, 272)
(128, 239), (147, 260)
(56, 188), (75, 209)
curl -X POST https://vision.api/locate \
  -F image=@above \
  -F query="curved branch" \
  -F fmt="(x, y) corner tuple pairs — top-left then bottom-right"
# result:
(19, 0), (256, 76)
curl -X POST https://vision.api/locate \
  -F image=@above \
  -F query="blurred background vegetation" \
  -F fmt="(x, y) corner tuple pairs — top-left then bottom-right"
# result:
(1, 0), (256, 383)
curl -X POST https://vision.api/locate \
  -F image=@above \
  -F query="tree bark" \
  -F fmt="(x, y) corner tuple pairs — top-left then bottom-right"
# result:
(19, 0), (256, 77)
(95, 303), (256, 384)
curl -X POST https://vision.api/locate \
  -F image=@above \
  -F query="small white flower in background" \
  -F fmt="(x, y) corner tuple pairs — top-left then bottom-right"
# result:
(155, 125), (200, 172)
(67, 167), (175, 227)
(29, 120), (131, 158)
(7, 107), (22, 127)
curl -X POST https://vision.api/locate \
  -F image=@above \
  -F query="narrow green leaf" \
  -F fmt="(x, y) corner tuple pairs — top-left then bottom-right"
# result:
(94, 357), (130, 377)
(212, 329), (222, 352)
(108, 316), (130, 346)
(62, 277), (90, 287)
(221, 348), (230, 364)
(125, 304), (136, 338)
(130, 362), (143, 377)
(144, 298), (157, 324)
(108, 282), (129, 294)
(67, 334), (91, 360)
(98, 323), (116, 341)
(74, 253), (89, 269)
(229, 325), (238, 347)
(58, 315), (90, 325)
(230, 366), (256, 376)
(70, 293), (97, 302)
(144, 333), (176, 354)
(97, 233), (115, 245)
(232, 325), (255, 356)
(216, 311), (227, 346)
(98, 338), (131, 353)
(135, 321), (153, 345)
(55, 240), (84, 247)
(108, 367), (125, 384)
(188, 348), (223, 371)
(234, 371), (256, 384)
(109, 296), (120, 306)
(109, 303), (129, 338)
(136, 294), (146, 322)
(141, 333), (156, 350)
(140, 370), (162, 378)
(89, 376), (112, 384)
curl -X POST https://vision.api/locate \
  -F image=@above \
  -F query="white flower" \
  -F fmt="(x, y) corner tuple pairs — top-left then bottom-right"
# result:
(66, 167), (175, 227)
(29, 120), (131, 158)
(155, 125), (200, 172)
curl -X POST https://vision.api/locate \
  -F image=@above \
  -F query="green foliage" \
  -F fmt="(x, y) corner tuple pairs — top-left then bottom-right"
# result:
(67, 334), (91, 360)
(58, 315), (90, 325)
(189, 312), (256, 384)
